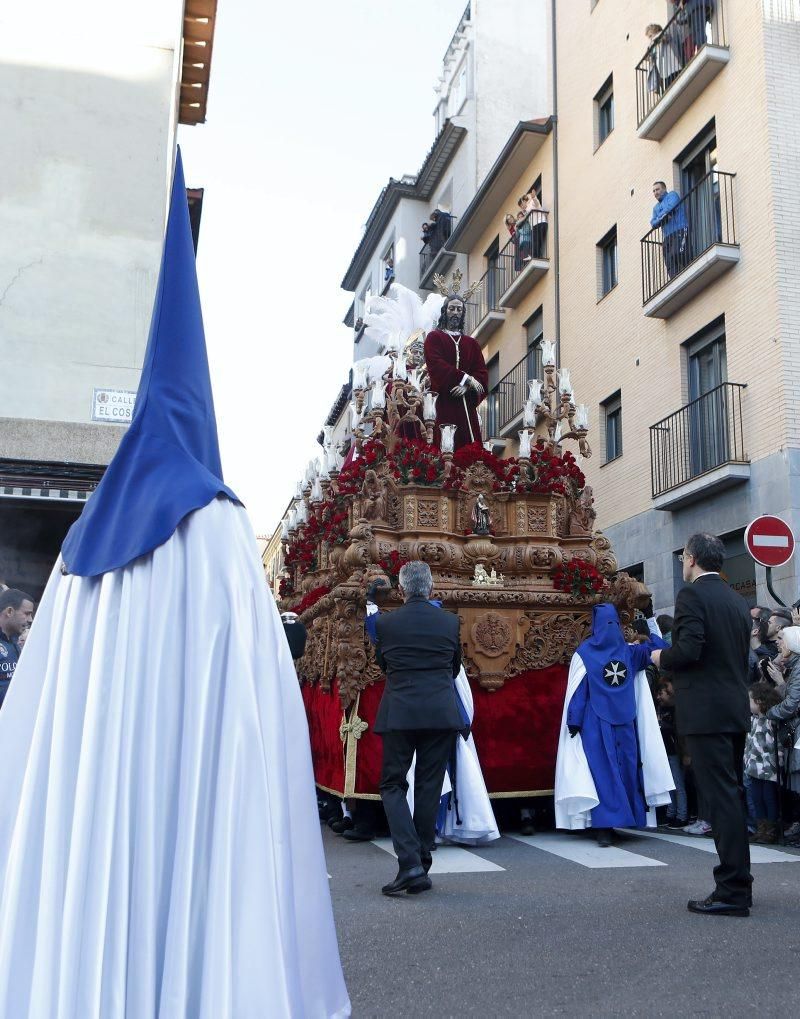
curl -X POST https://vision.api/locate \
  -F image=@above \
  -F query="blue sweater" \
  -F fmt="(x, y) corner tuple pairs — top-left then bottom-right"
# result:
(651, 191), (688, 236)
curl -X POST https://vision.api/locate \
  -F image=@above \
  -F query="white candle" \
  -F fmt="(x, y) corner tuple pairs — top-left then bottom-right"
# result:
(575, 404), (589, 430)
(310, 479), (323, 503)
(518, 429), (533, 458)
(295, 501), (308, 525)
(322, 425), (333, 448)
(541, 339), (556, 366)
(528, 378), (543, 404)
(423, 392), (438, 421)
(352, 364), (369, 391)
(440, 424), (457, 453)
(557, 368), (572, 395)
(523, 401), (537, 428)
(293, 480), (304, 500)
(287, 508), (297, 532)
(393, 357), (408, 381)
(349, 402), (361, 431)
(371, 380), (386, 409)
(281, 519), (290, 540)
(554, 421), (562, 443)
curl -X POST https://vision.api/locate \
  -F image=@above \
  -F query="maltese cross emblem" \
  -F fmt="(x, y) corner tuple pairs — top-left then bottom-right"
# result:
(603, 660), (627, 687)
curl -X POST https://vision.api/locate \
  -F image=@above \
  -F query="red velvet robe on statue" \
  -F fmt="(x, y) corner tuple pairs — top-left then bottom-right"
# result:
(424, 329), (489, 450)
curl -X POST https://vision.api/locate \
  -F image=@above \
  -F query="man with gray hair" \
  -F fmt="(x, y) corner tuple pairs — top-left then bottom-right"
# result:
(373, 560), (464, 896)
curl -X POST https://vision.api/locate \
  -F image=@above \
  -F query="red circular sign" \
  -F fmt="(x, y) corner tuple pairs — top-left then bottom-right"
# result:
(745, 515), (795, 568)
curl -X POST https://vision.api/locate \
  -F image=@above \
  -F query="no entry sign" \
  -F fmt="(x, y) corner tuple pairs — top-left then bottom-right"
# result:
(744, 515), (795, 568)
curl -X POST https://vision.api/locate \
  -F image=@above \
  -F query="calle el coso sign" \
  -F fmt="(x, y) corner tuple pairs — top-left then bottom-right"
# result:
(92, 388), (136, 424)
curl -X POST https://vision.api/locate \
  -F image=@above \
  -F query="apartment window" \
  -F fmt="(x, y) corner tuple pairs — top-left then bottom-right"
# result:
(594, 75), (614, 149)
(597, 225), (618, 298)
(449, 61), (468, 116)
(486, 354), (500, 437)
(602, 391), (622, 463)
(525, 308), (544, 381)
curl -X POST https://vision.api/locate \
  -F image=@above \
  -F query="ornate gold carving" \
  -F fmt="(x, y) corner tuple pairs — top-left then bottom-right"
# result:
(509, 612), (592, 674)
(527, 506), (548, 533)
(472, 612), (512, 658)
(404, 495), (416, 529)
(417, 499), (439, 528)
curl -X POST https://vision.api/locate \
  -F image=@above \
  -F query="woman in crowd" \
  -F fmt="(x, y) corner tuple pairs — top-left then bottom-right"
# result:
(521, 191), (548, 259)
(515, 201), (532, 263)
(765, 625), (800, 845)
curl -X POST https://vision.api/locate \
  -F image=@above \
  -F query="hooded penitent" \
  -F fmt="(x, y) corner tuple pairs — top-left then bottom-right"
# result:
(0, 150), (350, 1019)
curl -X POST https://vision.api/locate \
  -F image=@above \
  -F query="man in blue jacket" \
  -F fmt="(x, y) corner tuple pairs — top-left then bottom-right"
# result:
(651, 180), (689, 280)
(0, 589), (34, 708)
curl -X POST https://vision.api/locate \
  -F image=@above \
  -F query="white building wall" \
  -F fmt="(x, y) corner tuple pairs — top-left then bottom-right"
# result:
(473, 0), (550, 183)
(0, 2), (185, 461)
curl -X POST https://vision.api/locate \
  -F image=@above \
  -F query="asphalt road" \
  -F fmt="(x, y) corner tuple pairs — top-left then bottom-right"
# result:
(325, 824), (800, 1017)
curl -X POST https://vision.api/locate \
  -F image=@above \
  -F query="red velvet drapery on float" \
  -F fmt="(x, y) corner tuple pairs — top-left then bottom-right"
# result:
(302, 663), (568, 799)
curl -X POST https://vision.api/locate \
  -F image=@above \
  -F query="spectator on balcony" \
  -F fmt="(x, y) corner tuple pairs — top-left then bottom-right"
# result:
(651, 181), (689, 280)
(384, 257), (395, 284)
(521, 192), (548, 259)
(645, 23), (682, 95)
(515, 205), (532, 264)
(672, 1), (714, 63)
(421, 221), (432, 246)
(504, 213), (522, 271)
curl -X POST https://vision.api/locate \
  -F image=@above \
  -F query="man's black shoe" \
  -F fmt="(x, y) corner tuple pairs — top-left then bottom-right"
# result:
(687, 896), (749, 917)
(381, 866), (432, 896)
(595, 828), (612, 847)
(342, 827), (375, 842)
(330, 817), (354, 835)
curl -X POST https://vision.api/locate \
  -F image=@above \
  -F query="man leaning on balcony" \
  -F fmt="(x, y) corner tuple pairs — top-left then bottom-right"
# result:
(651, 180), (689, 281)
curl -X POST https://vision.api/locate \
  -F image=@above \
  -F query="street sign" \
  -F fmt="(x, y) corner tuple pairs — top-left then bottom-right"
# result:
(744, 515), (795, 568)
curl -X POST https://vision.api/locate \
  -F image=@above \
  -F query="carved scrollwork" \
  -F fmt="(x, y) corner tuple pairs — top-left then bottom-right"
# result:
(527, 506), (548, 533)
(509, 612), (592, 674)
(471, 612), (513, 658)
(417, 499), (439, 528)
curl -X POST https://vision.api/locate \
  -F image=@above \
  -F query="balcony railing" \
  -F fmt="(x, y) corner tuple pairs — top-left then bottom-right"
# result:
(464, 265), (504, 338)
(636, 0), (728, 128)
(649, 382), (747, 499)
(419, 214), (454, 281)
(484, 348), (541, 438)
(497, 209), (549, 300)
(641, 170), (736, 307)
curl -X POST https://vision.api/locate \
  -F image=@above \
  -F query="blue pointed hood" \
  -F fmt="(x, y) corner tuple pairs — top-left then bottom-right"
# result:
(62, 148), (238, 577)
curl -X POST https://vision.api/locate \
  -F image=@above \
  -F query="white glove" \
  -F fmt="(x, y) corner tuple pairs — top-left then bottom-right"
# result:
(450, 384), (468, 397)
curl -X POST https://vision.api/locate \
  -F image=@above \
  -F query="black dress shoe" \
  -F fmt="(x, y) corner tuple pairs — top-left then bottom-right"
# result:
(594, 828), (612, 847)
(381, 866), (432, 896)
(330, 817), (354, 835)
(342, 827), (375, 842)
(687, 896), (749, 917)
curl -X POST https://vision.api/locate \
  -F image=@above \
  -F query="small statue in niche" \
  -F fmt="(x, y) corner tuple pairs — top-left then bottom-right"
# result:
(568, 485), (596, 537)
(471, 492), (491, 535)
(357, 469), (387, 522)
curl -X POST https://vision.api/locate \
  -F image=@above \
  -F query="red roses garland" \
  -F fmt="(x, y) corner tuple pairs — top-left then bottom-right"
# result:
(552, 560), (606, 599)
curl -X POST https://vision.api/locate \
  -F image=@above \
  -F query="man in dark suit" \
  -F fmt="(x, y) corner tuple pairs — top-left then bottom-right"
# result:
(651, 532), (753, 916)
(373, 560), (463, 896)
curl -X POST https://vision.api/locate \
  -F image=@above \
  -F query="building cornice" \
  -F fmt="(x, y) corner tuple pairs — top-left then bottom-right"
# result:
(180, 0), (218, 126)
(340, 120), (467, 291)
(445, 118), (554, 253)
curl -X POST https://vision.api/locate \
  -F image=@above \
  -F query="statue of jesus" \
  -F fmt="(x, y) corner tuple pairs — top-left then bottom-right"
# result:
(424, 289), (488, 450)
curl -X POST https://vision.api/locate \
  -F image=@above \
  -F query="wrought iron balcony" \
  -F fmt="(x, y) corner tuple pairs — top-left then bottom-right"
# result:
(497, 209), (549, 307)
(649, 382), (749, 509)
(419, 213), (455, 289)
(464, 267), (505, 343)
(641, 170), (739, 318)
(483, 348), (541, 439)
(636, 0), (729, 140)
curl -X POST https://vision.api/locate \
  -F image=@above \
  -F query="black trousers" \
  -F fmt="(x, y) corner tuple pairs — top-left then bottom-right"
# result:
(686, 732), (752, 905)
(380, 730), (456, 871)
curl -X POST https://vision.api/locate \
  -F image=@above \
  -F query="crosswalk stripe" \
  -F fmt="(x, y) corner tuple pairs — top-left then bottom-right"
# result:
(371, 838), (505, 873)
(507, 833), (666, 869)
(619, 829), (800, 864)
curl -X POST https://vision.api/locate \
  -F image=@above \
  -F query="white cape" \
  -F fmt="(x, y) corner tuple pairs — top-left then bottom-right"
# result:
(554, 653), (674, 831)
(406, 667), (499, 845)
(0, 497), (350, 1019)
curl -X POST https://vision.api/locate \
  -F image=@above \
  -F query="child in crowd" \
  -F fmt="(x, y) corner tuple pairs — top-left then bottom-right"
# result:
(655, 678), (688, 828)
(744, 680), (784, 844)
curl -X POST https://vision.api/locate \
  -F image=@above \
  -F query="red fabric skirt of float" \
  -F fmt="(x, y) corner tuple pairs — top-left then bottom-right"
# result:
(301, 664), (568, 798)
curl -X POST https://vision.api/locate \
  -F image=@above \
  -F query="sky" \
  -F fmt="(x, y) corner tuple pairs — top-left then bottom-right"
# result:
(178, 0), (468, 535)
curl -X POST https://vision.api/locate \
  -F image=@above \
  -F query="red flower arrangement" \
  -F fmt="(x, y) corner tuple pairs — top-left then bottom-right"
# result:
(552, 559), (606, 599)
(511, 441), (586, 497)
(294, 584), (331, 615)
(377, 549), (409, 587)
